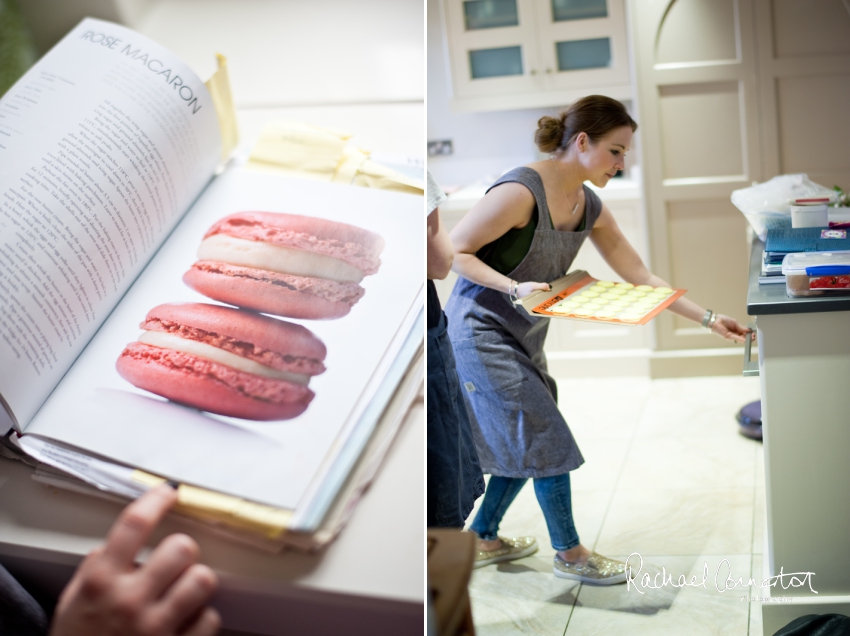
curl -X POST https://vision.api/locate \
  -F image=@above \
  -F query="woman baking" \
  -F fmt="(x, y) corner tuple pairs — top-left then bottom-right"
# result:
(444, 95), (751, 584)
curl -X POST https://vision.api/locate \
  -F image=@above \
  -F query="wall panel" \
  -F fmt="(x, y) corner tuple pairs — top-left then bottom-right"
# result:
(772, 0), (850, 58)
(629, 0), (758, 355)
(666, 199), (750, 333)
(656, 0), (739, 66)
(776, 73), (850, 177)
(659, 81), (745, 180)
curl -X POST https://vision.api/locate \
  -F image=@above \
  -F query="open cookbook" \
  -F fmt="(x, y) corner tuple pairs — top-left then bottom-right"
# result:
(0, 18), (423, 549)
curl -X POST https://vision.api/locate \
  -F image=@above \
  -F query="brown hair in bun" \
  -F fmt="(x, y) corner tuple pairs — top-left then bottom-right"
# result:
(534, 95), (637, 154)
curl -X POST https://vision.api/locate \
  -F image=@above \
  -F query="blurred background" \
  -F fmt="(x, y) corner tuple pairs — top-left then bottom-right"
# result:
(1, 0), (424, 169)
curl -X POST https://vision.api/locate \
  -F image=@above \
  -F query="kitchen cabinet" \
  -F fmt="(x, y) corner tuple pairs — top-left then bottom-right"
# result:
(440, 0), (631, 112)
(747, 240), (850, 633)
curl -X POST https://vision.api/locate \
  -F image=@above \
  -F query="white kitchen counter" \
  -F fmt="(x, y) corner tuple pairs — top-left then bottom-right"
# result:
(440, 170), (642, 216)
(746, 241), (850, 633)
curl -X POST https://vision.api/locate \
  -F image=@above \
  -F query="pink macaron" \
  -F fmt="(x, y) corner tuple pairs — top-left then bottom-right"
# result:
(183, 212), (385, 319)
(116, 302), (327, 421)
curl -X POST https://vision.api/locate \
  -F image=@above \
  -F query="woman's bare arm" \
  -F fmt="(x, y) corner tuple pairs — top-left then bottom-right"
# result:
(590, 204), (751, 342)
(450, 183), (550, 298)
(427, 208), (454, 280)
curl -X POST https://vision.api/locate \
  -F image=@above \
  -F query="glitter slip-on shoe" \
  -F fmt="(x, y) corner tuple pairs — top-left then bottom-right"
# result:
(474, 536), (538, 569)
(553, 552), (628, 585)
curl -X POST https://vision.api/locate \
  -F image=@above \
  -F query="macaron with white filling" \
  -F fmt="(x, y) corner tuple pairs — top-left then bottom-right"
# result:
(183, 212), (385, 319)
(116, 303), (326, 420)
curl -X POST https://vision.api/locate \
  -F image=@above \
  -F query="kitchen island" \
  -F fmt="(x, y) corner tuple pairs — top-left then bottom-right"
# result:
(747, 239), (850, 632)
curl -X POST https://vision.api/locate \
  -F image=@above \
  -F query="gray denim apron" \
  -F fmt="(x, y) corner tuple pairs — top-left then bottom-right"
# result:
(445, 167), (602, 478)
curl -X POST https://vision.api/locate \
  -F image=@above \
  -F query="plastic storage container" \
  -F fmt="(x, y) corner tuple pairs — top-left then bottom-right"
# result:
(782, 251), (850, 297)
(790, 202), (829, 228)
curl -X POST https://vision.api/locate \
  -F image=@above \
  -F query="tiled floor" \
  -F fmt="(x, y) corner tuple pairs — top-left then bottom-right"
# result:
(466, 375), (767, 635)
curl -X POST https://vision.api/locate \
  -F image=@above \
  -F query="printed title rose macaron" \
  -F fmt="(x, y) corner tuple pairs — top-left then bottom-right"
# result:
(116, 302), (327, 420)
(183, 212), (385, 319)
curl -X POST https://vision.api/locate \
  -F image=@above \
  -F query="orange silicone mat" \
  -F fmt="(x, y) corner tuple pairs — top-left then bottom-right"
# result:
(530, 275), (686, 325)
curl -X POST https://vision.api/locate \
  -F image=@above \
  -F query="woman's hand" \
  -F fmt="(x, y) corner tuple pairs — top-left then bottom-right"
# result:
(711, 314), (753, 344)
(516, 281), (551, 299)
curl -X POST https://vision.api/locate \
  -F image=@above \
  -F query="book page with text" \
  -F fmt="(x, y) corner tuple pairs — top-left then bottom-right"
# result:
(0, 18), (221, 428)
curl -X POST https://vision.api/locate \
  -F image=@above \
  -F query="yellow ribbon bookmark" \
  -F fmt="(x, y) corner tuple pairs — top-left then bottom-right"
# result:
(132, 470), (292, 540)
(204, 54), (239, 161)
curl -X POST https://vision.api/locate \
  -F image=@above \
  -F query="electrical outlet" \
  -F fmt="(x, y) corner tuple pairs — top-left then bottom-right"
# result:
(428, 140), (453, 156)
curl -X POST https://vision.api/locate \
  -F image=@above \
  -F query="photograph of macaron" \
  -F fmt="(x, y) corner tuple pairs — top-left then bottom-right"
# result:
(183, 212), (385, 319)
(116, 302), (327, 421)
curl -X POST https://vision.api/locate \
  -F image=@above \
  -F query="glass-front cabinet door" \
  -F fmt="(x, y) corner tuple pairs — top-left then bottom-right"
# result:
(533, 0), (629, 91)
(440, 0), (631, 112)
(443, 0), (541, 101)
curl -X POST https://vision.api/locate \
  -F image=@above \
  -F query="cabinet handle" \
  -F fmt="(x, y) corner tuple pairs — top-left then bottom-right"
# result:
(530, 69), (537, 75)
(743, 322), (759, 377)
(546, 68), (552, 74)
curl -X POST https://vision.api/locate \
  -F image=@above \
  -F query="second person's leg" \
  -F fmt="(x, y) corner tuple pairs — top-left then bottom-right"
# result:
(469, 476), (538, 567)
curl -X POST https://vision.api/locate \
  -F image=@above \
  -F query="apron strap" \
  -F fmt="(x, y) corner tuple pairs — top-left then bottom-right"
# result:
(486, 167), (554, 231)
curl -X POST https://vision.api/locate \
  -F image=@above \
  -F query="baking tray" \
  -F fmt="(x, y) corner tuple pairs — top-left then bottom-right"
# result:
(514, 271), (686, 326)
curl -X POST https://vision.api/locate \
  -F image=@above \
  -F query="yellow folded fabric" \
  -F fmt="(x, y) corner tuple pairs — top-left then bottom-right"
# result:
(132, 470), (292, 540)
(249, 121), (350, 180)
(354, 158), (425, 195)
(247, 120), (423, 195)
(332, 144), (370, 185)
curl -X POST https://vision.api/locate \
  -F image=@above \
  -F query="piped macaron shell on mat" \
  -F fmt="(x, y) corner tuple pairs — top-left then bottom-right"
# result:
(531, 277), (685, 325)
(183, 212), (385, 320)
(116, 303), (327, 421)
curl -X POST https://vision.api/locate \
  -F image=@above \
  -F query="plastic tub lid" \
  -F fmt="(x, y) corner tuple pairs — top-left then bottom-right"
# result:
(781, 251), (850, 276)
(791, 196), (833, 205)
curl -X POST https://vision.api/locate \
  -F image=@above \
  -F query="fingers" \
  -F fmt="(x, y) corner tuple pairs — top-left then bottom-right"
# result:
(718, 324), (745, 344)
(712, 320), (745, 344)
(729, 322), (751, 344)
(150, 563), (218, 633)
(516, 281), (551, 299)
(102, 484), (178, 568)
(180, 607), (222, 636)
(728, 329), (748, 344)
(138, 533), (200, 600)
(713, 315), (754, 344)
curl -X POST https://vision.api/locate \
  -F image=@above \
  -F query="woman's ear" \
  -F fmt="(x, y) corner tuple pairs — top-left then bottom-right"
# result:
(574, 131), (588, 152)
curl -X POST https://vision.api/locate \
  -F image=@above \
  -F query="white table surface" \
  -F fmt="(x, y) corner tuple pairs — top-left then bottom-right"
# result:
(0, 1), (425, 634)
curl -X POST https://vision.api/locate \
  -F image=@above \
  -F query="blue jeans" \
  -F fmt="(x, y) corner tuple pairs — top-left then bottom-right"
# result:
(469, 473), (580, 551)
